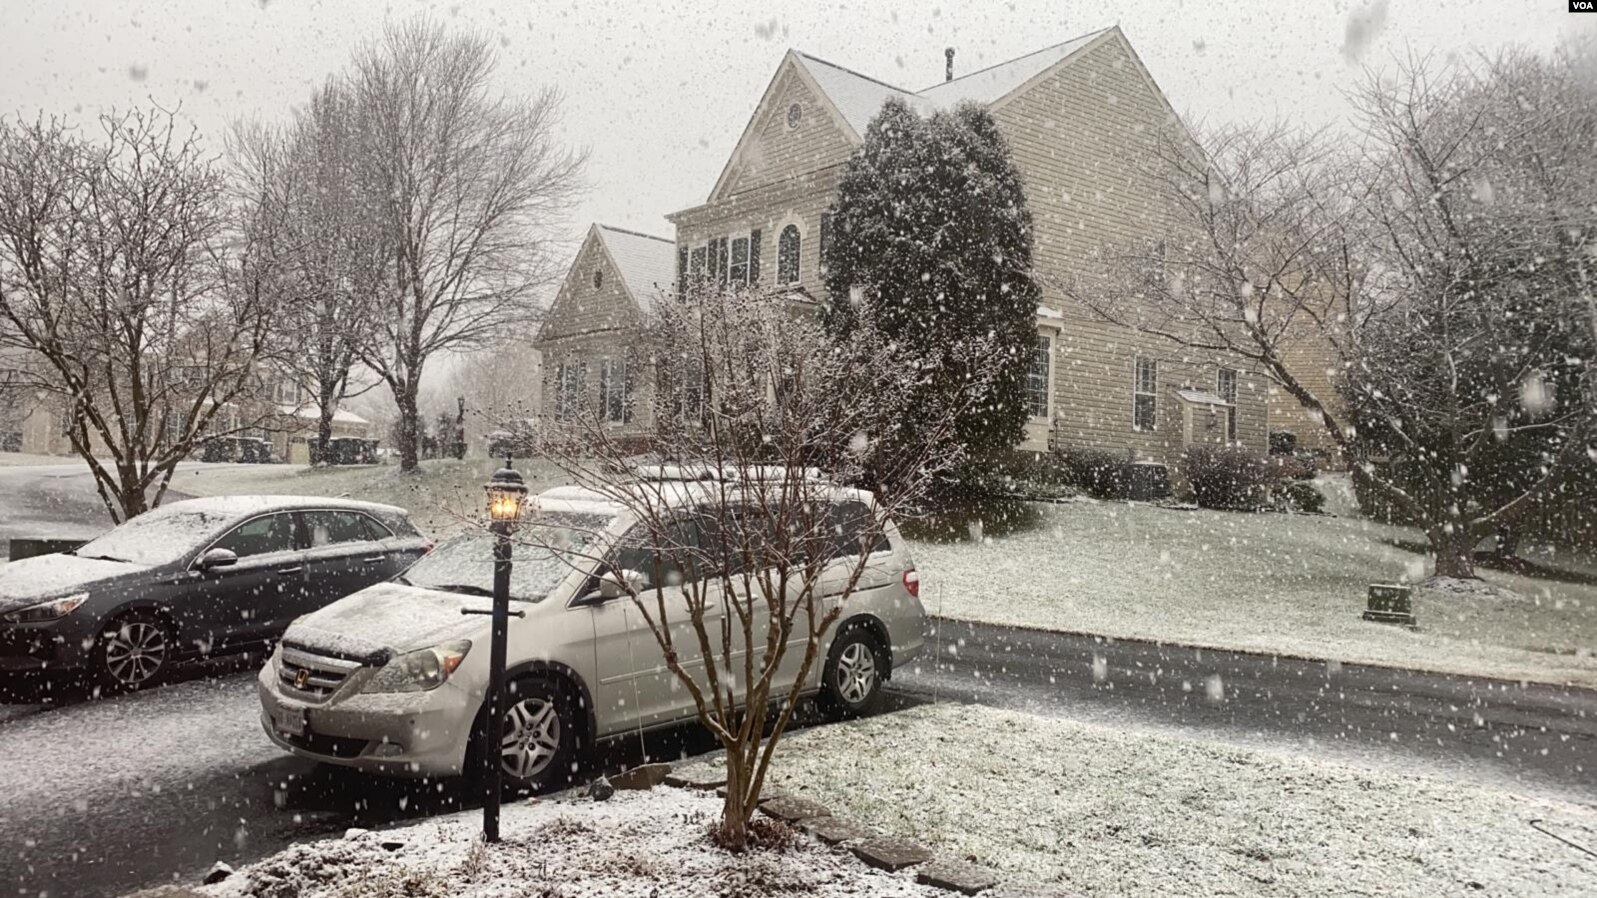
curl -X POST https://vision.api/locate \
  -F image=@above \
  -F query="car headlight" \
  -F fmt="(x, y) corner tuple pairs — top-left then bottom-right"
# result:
(360, 640), (471, 693)
(2, 593), (89, 624)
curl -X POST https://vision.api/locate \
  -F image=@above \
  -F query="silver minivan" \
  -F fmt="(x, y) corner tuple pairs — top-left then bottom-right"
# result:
(256, 478), (925, 790)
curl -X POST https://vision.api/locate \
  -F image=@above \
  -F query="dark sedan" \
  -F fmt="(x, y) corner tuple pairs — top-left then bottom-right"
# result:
(0, 496), (430, 692)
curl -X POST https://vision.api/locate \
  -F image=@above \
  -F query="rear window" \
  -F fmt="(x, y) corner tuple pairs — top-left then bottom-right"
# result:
(829, 500), (891, 558)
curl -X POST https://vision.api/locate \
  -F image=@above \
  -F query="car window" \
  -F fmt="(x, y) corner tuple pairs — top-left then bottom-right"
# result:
(612, 518), (700, 591)
(359, 515), (394, 540)
(829, 500), (891, 559)
(303, 511), (376, 548)
(212, 513), (299, 559)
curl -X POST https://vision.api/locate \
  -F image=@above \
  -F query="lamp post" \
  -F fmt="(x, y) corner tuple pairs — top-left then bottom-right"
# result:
(477, 459), (527, 843)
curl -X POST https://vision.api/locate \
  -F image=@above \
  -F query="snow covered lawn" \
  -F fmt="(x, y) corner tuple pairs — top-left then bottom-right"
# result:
(908, 499), (1597, 687)
(198, 786), (945, 898)
(174, 458), (568, 538)
(765, 704), (1597, 898)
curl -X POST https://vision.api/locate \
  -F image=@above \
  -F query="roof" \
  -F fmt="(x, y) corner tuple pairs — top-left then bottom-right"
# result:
(792, 27), (1113, 139)
(791, 52), (936, 137)
(916, 29), (1110, 106)
(279, 404), (369, 426)
(157, 494), (410, 520)
(595, 224), (676, 311)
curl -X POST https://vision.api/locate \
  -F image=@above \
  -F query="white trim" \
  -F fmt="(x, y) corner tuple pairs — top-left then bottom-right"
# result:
(774, 215), (806, 286)
(1132, 355), (1158, 433)
(1027, 329), (1057, 421)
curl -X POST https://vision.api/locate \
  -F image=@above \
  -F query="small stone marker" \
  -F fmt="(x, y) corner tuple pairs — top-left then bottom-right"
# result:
(610, 762), (672, 791)
(853, 836), (934, 872)
(587, 776), (615, 801)
(202, 862), (234, 885)
(916, 858), (1000, 895)
(759, 795), (832, 823)
(1363, 583), (1417, 628)
(801, 815), (880, 845)
(664, 765), (726, 790)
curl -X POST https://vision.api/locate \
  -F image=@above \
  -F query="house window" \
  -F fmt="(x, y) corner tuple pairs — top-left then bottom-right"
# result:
(1217, 367), (1238, 441)
(599, 358), (631, 425)
(748, 228), (761, 284)
(786, 102), (802, 129)
(1133, 357), (1158, 432)
(1027, 336), (1051, 418)
(689, 246), (707, 282)
(555, 362), (586, 421)
(729, 236), (750, 284)
(710, 237), (729, 283)
(777, 225), (801, 284)
(677, 247), (688, 287)
(592, 269), (604, 290)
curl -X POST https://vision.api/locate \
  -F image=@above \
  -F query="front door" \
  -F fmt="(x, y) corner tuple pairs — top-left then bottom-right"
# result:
(191, 512), (307, 652)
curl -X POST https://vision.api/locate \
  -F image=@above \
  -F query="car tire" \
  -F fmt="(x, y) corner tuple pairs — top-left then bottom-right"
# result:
(94, 610), (176, 693)
(818, 624), (886, 721)
(469, 676), (580, 795)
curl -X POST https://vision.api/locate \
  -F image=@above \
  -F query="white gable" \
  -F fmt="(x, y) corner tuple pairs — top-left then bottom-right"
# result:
(917, 29), (1110, 107)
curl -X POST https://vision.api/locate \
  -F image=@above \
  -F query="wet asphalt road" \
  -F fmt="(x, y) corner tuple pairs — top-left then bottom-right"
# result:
(4, 619), (1595, 898)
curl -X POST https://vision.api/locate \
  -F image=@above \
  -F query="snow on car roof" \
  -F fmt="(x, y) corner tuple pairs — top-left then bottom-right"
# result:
(155, 494), (410, 521)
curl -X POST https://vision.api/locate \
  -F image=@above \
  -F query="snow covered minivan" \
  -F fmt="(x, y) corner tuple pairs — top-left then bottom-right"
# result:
(258, 479), (925, 791)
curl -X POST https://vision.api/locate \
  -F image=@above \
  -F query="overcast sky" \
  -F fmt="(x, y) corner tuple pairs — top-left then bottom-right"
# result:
(3, 0), (1591, 248)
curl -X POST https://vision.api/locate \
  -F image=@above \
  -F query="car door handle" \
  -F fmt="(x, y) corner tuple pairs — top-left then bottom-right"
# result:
(276, 566), (305, 576)
(361, 555), (385, 564)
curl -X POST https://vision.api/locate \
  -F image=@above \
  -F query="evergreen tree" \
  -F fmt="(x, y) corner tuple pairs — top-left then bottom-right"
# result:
(824, 99), (1039, 467)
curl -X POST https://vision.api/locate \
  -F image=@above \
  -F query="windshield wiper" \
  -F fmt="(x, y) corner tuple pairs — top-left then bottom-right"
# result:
(77, 553), (129, 563)
(426, 583), (495, 597)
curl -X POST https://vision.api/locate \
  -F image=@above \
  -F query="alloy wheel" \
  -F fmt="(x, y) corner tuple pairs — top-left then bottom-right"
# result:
(104, 621), (169, 686)
(835, 641), (877, 705)
(500, 696), (561, 780)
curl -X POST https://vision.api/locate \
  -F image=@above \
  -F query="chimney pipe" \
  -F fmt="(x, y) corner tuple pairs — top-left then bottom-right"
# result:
(945, 47), (955, 82)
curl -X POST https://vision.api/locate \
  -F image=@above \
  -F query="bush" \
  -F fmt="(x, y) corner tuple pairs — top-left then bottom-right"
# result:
(1269, 430), (1298, 456)
(1273, 453), (1318, 481)
(1053, 446), (1128, 499)
(1275, 480), (1326, 514)
(1182, 445), (1278, 510)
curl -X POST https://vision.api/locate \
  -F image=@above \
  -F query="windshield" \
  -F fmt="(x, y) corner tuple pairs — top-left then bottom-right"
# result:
(71, 508), (237, 567)
(401, 512), (613, 602)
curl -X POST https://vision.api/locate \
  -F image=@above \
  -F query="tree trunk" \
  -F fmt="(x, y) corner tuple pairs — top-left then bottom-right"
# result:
(1431, 528), (1477, 579)
(719, 752), (749, 851)
(314, 392), (336, 468)
(396, 381), (420, 473)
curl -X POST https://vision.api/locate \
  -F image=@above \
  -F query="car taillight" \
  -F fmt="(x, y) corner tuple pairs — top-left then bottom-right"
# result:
(902, 567), (920, 599)
(422, 540), (435, 554)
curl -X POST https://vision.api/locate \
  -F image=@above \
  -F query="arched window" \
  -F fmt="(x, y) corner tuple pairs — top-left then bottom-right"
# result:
(777, 225), (801, 284)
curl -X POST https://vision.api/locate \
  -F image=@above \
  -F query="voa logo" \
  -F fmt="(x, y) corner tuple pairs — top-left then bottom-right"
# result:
(1573, 0), (1596, 12)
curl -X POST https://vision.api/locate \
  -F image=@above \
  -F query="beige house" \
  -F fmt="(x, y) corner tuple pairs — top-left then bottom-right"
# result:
(8, 378), (371, 463)
(536, 224), (677, 440)
(538, 27), (1313, 465)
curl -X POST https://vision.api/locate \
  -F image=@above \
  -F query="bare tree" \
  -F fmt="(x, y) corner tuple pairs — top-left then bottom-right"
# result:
(230, 81), (385, 465)
(1056, 52), (1596, 579)
(0, 109), (284, 521)
(520, 285), (1001, 849)
(346, 18), (585, 473)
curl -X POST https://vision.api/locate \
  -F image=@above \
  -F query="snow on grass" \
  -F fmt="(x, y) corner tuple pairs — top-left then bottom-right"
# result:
(908, 500), (1597, 687)
(0, 451), (85, 467)
(766, 704), (1597, 898)
(200, 786), (945, 898)
(174, 458), (569, 539)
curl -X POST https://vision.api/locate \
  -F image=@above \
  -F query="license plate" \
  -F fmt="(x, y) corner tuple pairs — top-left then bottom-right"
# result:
(273, 706), (307, 737)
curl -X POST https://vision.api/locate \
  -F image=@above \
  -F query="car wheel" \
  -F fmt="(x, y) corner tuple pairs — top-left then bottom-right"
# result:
(470, 677), (579, 794)
(819, 624), (885, 720)
(95, 611), (175, 692)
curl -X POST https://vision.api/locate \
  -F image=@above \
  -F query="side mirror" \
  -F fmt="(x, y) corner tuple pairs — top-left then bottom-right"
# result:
(598, 569), (644, 600)
(198, 548), (239, 571)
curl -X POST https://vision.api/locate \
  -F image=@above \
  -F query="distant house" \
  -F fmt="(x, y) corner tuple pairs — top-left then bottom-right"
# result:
(8, 374), (371, 463)
(537, 27), (1328, 464)
(534, 223), (677, 440)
